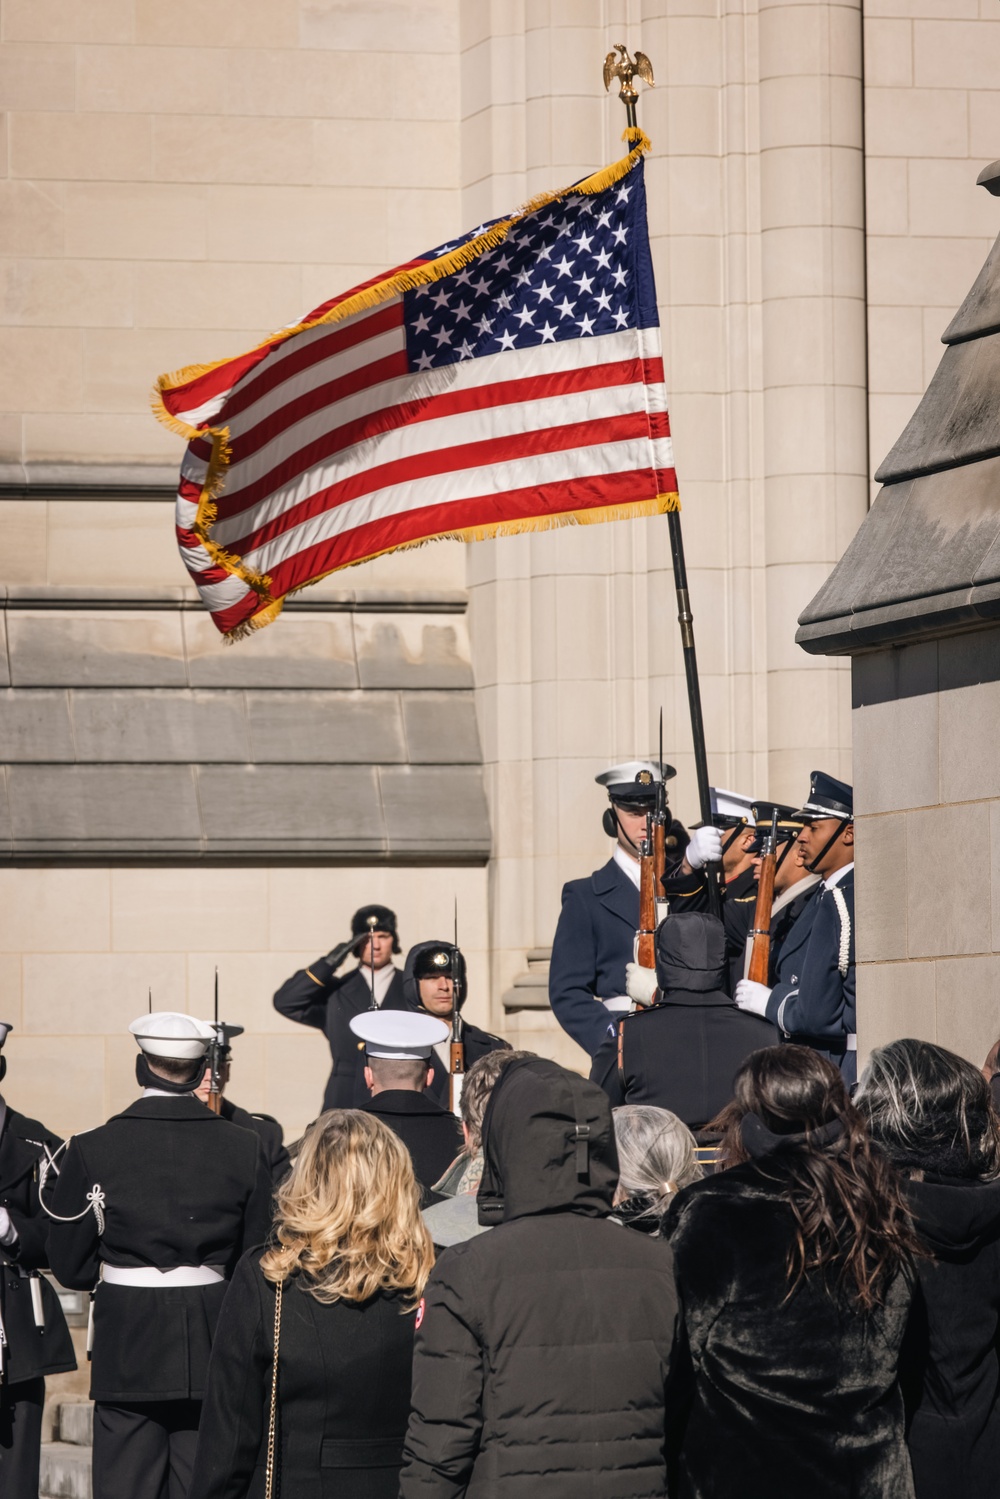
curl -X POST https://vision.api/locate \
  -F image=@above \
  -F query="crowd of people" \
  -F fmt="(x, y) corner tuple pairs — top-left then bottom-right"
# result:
(1, 767), (999, 1499)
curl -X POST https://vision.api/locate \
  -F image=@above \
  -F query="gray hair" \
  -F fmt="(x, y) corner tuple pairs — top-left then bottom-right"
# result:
(856, 1037), (1000, 1180)
(613, 1105), (704, 1219)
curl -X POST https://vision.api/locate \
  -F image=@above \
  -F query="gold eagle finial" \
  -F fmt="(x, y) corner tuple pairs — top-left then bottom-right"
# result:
(602, 44), (655, 107)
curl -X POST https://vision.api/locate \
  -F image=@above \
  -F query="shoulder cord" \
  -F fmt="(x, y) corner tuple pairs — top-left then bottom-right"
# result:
(830, 885), (851, 979)
(36, 1140), (106, 1237)
(265, 1278), (283, 1499)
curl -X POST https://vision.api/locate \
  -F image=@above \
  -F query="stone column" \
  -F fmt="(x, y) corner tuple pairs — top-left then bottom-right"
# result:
(757, 0), (868, 798)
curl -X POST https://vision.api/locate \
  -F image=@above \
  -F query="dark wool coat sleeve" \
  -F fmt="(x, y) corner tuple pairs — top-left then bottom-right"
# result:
(400, 1246), (485, 1499)
(45, 1133), (102, 1289)
(187, 1253), (268, 1499)
(272, 956), (336, 1029)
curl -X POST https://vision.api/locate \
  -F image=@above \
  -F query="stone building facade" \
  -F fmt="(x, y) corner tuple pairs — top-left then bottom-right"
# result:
(1, 0), (998, 1133)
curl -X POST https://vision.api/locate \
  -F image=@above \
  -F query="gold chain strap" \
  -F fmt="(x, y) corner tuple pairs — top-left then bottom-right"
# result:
(264, 1277), (283, 1499)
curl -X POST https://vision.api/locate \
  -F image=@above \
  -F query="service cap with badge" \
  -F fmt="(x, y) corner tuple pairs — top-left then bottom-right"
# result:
(595, 760), (676, 806)
(795, 771), (853, 823)
(349, 1010), (450, 1060)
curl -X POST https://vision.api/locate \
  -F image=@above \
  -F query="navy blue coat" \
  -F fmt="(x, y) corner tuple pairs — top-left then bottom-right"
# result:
(549, 857), (638, 1057)
(765, 868), (856, 1083)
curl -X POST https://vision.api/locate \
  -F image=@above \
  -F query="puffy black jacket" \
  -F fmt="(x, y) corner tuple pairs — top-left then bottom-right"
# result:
(399, 1057), (679, 1499)
(901, 1175), (1000, 1498)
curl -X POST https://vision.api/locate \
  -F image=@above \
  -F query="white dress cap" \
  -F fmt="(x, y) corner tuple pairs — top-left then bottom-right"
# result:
(709, 788), (756, 824)
(129, 1011), (215, 1061)
(349, 1010), (450, 1061)
(595, 760), (663, 789)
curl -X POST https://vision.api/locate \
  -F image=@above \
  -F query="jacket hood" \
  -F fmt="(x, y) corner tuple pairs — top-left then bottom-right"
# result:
(402, 939), (468, 1012)
(905, 1175), (1000, 1255)
(655, 912), (727, 994)
(477, 1057), (618, 1226)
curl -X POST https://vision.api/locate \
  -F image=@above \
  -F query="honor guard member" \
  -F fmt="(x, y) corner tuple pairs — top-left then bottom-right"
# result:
(402, 940), (510, 1108)
(192, 1024), (291, 1188)
(45, 1013), (273, 1499)
(273, 903), (406, 1110)
(350, 1011), (462, 1206)
(549, 760), (687, 1058)
(734, 773), (857, 1082)
(0, 1023), (77, 1499)
(736, 802), (822, 982)
(652, 788), (758, 996)
(591, 913), (778, 1128)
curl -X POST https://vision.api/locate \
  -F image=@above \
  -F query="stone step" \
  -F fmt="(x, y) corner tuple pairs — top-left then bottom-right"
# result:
(40, 1441), (92, 1499)
(59, 1401), (94, 1446)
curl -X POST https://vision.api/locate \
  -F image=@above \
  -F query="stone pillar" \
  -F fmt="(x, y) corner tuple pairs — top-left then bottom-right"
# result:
(757, 0), (868, 798)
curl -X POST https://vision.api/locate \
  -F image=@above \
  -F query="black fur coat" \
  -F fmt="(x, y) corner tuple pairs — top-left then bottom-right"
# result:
(664, 1159), (915, 1499)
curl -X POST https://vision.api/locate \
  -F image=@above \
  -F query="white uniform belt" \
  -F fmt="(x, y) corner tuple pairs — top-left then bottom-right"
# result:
(846, 1034), (858, 1051)
(102, 1265), (225, 1288)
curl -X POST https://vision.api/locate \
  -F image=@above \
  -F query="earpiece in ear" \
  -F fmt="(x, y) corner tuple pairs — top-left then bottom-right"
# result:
(602, 808), (618, 839)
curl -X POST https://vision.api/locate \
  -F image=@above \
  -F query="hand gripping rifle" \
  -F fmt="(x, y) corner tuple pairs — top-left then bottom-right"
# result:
(637, 812), (658, 971)
(449, 901), (465, 1118)
(747, 808), (780, 985)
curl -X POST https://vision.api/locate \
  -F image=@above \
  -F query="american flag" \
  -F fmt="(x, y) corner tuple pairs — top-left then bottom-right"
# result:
(155, 144), (678, 638)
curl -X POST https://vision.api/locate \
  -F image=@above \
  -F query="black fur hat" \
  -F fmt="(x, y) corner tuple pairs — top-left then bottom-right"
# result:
(350, 904), (401, 954)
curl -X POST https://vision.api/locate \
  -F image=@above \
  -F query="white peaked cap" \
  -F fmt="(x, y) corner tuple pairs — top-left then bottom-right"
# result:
(595, 760), (663, 788)
(349, 1010), (450, 1061)
(0, 1022), (12, 1048)
(129, 1011), (215, 1061)
(710, 788), (756, 823)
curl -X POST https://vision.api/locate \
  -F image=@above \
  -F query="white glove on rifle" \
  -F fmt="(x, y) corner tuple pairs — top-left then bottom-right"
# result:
(734, 979), (771, 1017)
(686, 825), (723, 870)
(0, 1207), (17, 1248)
(625, 963), (659, 1008)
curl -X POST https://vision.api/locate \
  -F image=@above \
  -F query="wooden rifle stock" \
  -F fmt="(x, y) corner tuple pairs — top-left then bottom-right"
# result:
(449, 1039), (465, 1113)
(747, 809), (780, 984)
(637, 820), (657, 970)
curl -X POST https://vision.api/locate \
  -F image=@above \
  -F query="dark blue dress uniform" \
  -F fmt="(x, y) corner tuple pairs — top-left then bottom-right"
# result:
(549, 857), (639, 1057)
(765, 867), (857, 1083)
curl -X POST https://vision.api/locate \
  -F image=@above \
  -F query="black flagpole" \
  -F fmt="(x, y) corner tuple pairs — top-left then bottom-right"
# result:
(608, 47), (721, 918)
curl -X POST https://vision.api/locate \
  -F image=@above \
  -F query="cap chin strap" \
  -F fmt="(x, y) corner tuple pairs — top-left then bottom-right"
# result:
(806, 818), (851, 875)
(135, 1053), (203, 1095)
(608, 804), (642, 855)
(775, 839), (795, 874)
(721, 824), (746, 859)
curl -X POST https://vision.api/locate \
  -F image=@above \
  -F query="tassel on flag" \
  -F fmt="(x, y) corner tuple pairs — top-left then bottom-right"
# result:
(152, 130), (679, 639)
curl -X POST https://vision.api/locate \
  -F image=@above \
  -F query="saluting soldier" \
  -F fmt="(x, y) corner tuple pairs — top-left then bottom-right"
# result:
(0, 1023), (77, 1499)
(350, 1011), (463, 1205)
(45, 1013), (273, 1499)
(734, 773), (857, 1082)
(191, 1023), (290, 1188)
(549, 761), (687, 1058)
(592, 913), (778, 1128)
(402, 940), (510, 1108)
(273, 903), (406, 1110)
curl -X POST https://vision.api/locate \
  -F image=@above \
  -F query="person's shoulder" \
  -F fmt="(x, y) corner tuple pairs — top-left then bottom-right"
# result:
(561, 859), (617, 901)
(7, 1110), (63, 1150)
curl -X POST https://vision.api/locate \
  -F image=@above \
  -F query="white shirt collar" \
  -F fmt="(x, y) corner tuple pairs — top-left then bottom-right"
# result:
(823, 861), (854, 891)
(356, 962), (398, 1006)
(614, 844), (641, 891)
(142, 1087), (178, 1098)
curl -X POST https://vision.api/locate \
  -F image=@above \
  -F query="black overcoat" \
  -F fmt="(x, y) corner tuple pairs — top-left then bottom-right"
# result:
(548, 856), (639, 1056)
(273, 959), (407, 1110)
(399, 1058), (679, 1499)
(220, 1099), (290, 1188)
(188, 1251), (417, 1499)
(46, 1095), (273, 1402)
(900, 1175), (1000, 1499)
(362, 1092), (462, 1205)
(664, 1161), (914, 1499)
(0, 1106), (76, 1383)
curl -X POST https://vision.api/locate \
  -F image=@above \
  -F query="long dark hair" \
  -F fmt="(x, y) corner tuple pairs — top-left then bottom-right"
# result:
(857, 1038), (1000, 1180)
(712, 1046), (918, 1309)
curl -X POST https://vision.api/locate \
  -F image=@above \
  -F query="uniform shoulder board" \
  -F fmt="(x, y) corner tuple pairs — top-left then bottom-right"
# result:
(733, 894), (757, 905)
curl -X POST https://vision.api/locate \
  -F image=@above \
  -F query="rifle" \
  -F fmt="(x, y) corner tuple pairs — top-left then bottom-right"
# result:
(637, 813), (658, 970)
(652, 709), (668, 916)
(206, 966), (223, 1115)
(747, 808), (780, 985)
(449, 901), (465, 1117)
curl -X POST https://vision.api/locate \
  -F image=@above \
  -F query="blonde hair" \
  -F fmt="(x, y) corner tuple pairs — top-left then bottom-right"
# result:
(613, 1105), (704, 1220)
(260, 1110), (434, 1305)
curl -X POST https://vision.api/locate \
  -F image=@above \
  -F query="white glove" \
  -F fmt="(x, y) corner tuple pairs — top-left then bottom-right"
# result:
(0, 1207), (17, 1248)
(734, 979), (771, 1017)
(686, 825), (723, 869)
(625, 962), (659, 1008)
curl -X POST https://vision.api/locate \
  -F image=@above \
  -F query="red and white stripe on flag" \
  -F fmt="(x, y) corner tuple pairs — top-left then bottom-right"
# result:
(153, 133), (679, 638)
